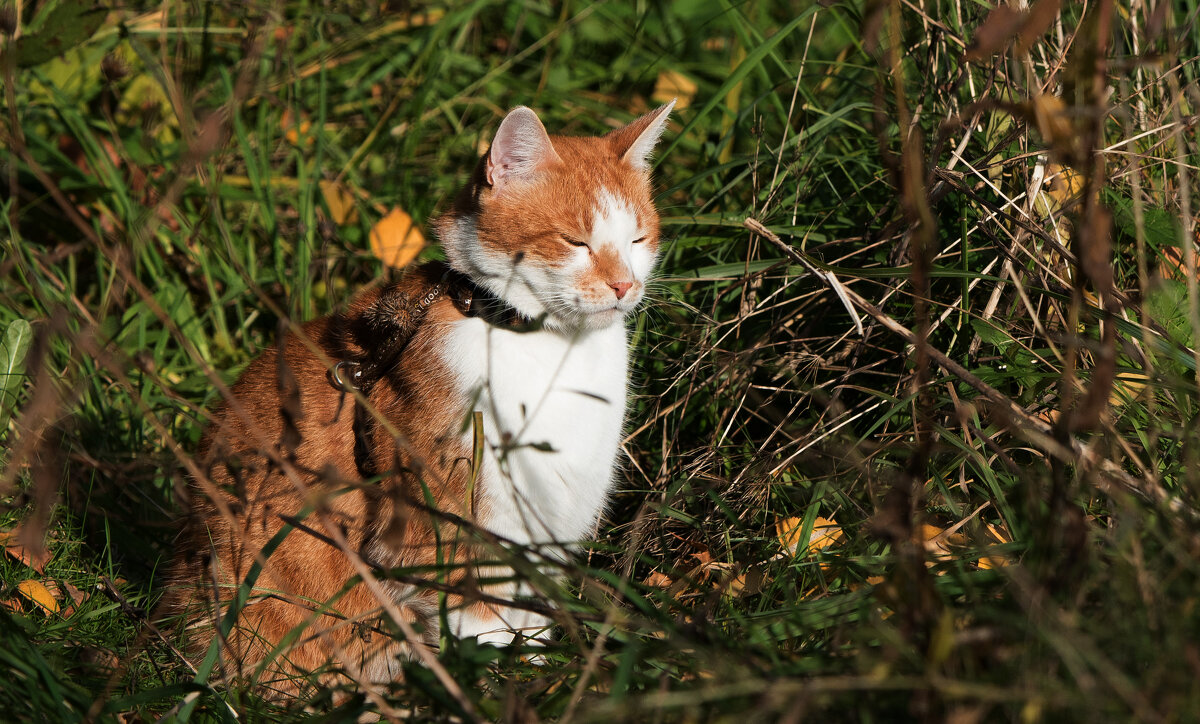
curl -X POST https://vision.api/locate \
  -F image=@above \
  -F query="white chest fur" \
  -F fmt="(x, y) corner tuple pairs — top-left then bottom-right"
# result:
(440, 317), (629, 547)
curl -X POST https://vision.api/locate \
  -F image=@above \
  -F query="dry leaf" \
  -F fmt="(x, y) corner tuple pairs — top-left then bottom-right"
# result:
(1157, 234), (1200, 281)
(59, 580), (86, 617)
(652, 69), (697, 110)
(319, 180), (359, 226)
(984, 522), (1011, 544)
(1042, 162), (1083, 208)
(724, 566), (764, 598)
(776, 516), (844, 556)
(645, 571), (673, 588)
(1031, 94), (1075, 151)
(369, 207), (426, 269)
(922, 523), (968, 562)
(2, 526), (51, 574)
(977, 555), (1010, 570)
(1110, 372), (1149, 408)
(16, 579), (60, 615)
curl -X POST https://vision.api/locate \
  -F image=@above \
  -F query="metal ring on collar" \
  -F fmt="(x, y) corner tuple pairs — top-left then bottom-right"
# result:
(330, 360), (358, 392)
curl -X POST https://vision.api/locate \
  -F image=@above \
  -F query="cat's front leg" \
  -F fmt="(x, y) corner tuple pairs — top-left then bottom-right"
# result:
(446, 581), (554, 651)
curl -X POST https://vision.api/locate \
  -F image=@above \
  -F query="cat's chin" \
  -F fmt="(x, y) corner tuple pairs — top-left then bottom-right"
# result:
(583, 308), (626, 329)
(548, 306), (627, 332)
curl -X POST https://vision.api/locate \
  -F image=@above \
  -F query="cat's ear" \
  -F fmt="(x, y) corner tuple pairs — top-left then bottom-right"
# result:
(486, 107), (561, 189)
(608, 100), (675, 170)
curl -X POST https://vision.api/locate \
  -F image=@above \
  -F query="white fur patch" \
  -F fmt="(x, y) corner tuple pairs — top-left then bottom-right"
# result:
(438, 313), (629, 641)
(590, 188), (658, 293)
(589, 189), (642, 252)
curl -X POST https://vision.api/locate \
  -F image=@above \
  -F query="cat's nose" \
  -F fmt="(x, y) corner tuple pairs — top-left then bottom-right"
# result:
(609, 281), (633, 300)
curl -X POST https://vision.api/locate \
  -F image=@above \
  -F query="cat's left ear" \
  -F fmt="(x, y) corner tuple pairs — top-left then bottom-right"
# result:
(608, 100), (676, 170)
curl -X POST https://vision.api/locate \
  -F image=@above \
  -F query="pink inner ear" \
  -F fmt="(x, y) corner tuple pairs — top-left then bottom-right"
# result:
(610, 100), (675, 170)
(487, 107), (561, 188)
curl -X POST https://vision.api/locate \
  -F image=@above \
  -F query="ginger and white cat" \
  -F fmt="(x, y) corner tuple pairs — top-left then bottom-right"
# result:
(167, 101), (673, 695)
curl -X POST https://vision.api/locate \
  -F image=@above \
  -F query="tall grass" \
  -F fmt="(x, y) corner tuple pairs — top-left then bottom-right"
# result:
(2, 0), (1199, 720)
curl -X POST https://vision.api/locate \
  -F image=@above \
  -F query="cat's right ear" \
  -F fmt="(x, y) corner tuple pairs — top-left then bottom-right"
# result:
(486, 107), (561, 190)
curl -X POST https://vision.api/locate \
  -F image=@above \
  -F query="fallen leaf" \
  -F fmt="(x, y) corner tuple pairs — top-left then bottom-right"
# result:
(723, 566), (764, 598)
(922, 523), (968, 562)
(984, 522), (1011, 544)
(652, 69), (697, 110)
(369, 207), (426, 269)
(16, 579), (60, 615)
(1042, 162), (1083, 208)
(645, 571), (673, 588)
(1157, 234), (1200, 281)
(58, 580), (86, 617)
(1110, 372), (1149, 407)
(2, 526), (51, 574)
(776, 516), (844, 557)
(319, 180), (359, 226)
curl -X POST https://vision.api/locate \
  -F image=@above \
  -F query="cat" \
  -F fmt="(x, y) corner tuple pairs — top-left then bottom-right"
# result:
(165, 101), (674, 696)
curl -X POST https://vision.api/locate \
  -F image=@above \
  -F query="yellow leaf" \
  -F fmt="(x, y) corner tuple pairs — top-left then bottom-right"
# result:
(984, 522), (1011, 544)
(319, 180), (359, 226)
(1031, 95), (1075, 153)
(369, 208), (426, 269)
(922, 523), (968, 561)
(281, 108), (313, 147)
(16, 579), (60, 615)
(1110, 372), (1149, 408)
(776, 516), (844, 556)
(1042, 162), (1083, 208)
(652, 69), (697, 110)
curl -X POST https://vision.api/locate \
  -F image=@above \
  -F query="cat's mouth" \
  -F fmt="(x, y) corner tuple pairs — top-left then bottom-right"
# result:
(543, 301), (627, 331)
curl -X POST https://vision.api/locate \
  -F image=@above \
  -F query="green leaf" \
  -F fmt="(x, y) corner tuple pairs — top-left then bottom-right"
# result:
(5, 0), (108, 68)
(970, 318), (1013, 348)
(1145, 279), (1193, 349)
(0, 319), (32, 434)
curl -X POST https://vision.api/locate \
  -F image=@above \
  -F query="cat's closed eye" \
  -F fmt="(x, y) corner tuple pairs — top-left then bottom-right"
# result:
(632, 236), (647, 244)
(561, 235), (588, 248)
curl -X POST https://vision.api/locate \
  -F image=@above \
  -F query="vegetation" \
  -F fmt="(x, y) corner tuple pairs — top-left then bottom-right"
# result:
(2, 0), (1199, 720)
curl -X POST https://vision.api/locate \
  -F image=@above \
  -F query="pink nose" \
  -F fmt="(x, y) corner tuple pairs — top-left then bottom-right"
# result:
(609, 281), (633, 300)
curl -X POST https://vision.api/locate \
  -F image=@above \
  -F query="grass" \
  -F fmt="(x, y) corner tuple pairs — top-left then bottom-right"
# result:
(2, 0), (1200, 720)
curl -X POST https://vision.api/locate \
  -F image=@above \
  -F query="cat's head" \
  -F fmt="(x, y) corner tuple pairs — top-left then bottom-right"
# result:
(437, 103), (673, 331)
